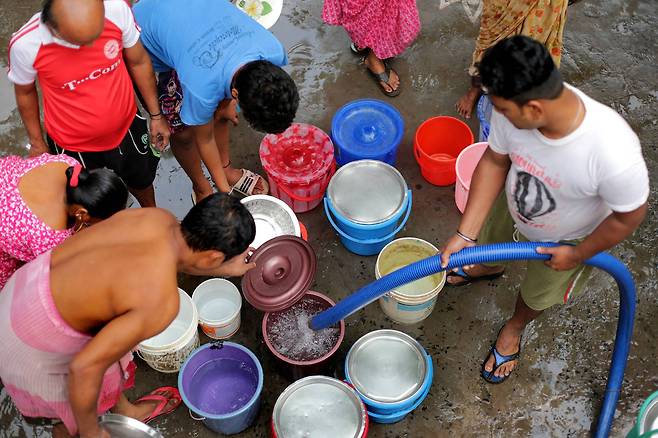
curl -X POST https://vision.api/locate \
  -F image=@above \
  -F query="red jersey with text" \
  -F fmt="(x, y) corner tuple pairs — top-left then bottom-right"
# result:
(7, 0), (140, 152)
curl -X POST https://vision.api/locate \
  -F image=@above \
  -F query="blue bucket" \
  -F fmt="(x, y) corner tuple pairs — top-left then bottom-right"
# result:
(178, 342), (263, 435)
(477, 94), (493, 142)
(345, 350), (433, 416)
(324, 191), (412, 256)
(331, 99), (404, 166)
(366, 370), (432, 424)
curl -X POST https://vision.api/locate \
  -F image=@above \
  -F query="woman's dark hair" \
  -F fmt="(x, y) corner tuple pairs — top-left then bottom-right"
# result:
(41, 0), (57, 29)
(181, 193), (256, 259)
(65, 166), (128, 219)
(234, 60), (299, 134)
(479, 36), (563, 105)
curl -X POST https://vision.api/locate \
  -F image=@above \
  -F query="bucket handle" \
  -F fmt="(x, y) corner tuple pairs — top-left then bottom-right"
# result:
(274, 161), (336, 202)
(413, 142), (421, 163)
(189, 409), (206, 421)
(324, 190), (412, 244)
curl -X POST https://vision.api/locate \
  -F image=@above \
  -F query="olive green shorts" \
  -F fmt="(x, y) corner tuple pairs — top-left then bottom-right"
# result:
(478, 194), (593, 311)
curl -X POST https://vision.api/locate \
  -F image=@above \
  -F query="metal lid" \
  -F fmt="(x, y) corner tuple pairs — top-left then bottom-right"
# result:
(241, 235), (316, 312)
(99, 414), (163, 438)
(331, 99), (404, 159)
(241, 195), (301, 249)
(327, 160), (407, 225)
(346, 330), (426, 404)
(640, 395), (658, 433)
(273, 376), (367, 438)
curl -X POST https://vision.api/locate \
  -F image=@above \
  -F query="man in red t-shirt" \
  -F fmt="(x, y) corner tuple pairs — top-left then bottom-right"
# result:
(8, 0), (169, 207)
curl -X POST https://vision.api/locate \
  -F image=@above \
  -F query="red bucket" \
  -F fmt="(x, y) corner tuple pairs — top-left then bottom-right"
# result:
(414, 116), (474, 186)
(260, 123), (336, 213)
(262, 291), (345, 381)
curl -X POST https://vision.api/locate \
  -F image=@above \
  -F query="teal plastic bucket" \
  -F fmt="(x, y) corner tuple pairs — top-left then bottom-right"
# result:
(325, 192), (412, 256)
(628, 391), (658, 438)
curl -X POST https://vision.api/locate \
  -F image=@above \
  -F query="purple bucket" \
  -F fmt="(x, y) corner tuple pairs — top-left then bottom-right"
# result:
(178, 342), (264, 435)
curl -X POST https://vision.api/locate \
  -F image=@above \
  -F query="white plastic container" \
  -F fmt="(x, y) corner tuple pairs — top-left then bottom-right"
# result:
(192, 279), (242, 339)
(138, 289), (200, 373)
(375, 238), (446, 324)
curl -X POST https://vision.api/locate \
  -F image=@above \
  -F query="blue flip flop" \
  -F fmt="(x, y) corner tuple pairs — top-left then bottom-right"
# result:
(481, 331), (521, 384)
(447, 266), (504, 287)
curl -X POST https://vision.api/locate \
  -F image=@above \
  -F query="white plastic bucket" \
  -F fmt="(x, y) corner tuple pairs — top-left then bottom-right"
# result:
(138, 289), (200, 373)
(375, 238), (446, 324)
(192, 279), (242, 339)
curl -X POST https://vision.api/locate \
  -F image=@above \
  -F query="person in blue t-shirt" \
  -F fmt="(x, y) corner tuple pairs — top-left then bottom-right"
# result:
(133, 0), (299, 202)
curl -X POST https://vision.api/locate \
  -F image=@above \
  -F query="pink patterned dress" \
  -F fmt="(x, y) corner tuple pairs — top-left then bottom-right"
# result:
(0, 153), (79, 289)
(322, 0), (420, 59)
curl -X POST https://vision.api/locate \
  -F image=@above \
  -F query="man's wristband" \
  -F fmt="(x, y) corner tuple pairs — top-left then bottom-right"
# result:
(149, 111), (163, 119)
(456, 230), (478, 244)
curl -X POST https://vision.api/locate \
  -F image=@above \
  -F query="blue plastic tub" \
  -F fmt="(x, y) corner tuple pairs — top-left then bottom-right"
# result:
(366, 372), (432, 424)
(178, 342), (263, 435)
(324, 192), (412, 256)
(325, 190), (411, 241)
(331, 99), (404, 166)
(477, 94), (493, 142)
(345, 350), (433, 416)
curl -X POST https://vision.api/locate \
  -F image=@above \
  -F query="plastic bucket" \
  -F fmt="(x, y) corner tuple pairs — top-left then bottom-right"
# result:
(192, 279), (242, 340)
(628, 391), (658, 438)
(260, 123), (336, 213)
(331, 99), (404, 166)
(270, 376), (369, 437)
(455, 142), (488, 214)
(375, 238), (446, 324)
(414, 116), (474, 186)
(324, 192), (412, 256)
(344, 330), (433, 421)
(477, 94), (493, 142)
(263, 291), (345, 381)
(138, 289), (200, 373)
(178, 342), (263, 435)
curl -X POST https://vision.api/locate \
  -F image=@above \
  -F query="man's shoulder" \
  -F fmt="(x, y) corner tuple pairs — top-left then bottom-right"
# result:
(9, 14), (45, 55)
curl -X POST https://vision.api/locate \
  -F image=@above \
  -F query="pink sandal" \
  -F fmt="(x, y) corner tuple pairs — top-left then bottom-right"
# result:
(135, 386), (182, 423)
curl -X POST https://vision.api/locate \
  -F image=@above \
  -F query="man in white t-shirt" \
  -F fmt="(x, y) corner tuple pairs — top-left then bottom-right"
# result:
(440, 36), (649, 384)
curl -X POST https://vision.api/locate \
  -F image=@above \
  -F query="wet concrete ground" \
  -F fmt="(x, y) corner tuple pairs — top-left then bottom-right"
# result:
(1, 0), (657, 436)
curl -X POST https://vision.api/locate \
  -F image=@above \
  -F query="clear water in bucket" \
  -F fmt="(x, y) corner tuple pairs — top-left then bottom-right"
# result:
(278, 384), (360, 437)
(189, 358), (258, 415)
(200, 298), (236, 322)
(267, 295), (340, 362)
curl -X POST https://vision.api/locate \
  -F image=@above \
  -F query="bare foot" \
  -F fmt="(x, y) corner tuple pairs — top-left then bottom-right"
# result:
(446, 264), (504, 286)
(112, 390), (177, 423)
(225, 167), (268, 195)
(483, 323), (522, 379)
(456, 86), (482, 119)
(364, 52), (399, 94)
(193, 187), (214, 204)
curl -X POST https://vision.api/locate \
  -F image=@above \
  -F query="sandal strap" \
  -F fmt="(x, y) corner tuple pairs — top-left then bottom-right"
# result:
(490, 345), (520, 370)
(229, 170), (258, 198)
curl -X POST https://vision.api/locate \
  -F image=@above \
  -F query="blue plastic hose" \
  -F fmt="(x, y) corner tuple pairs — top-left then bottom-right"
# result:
(311, 242), (636, 437)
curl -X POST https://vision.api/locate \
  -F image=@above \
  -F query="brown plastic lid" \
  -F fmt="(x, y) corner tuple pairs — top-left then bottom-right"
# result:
(241, 235), (316, 312)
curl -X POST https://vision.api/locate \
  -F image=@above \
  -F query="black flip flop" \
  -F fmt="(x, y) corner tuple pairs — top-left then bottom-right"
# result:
(481, 328), (522, 384)
(366, 61), (400, 97)
(446, 266), (505, 287)
(350, 42), (369, 56)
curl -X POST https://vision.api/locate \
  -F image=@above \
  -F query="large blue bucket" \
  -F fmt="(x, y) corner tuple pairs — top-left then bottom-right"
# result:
(331, 99), (404, 166)
(178, 342), (263, 435)
(325, 191), (412, 256)
(343, 330), (433, 423)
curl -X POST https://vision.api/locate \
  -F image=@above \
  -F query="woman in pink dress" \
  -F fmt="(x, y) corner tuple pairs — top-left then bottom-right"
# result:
(323, 0), (420, 97)
(0, 153), (128, 288)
